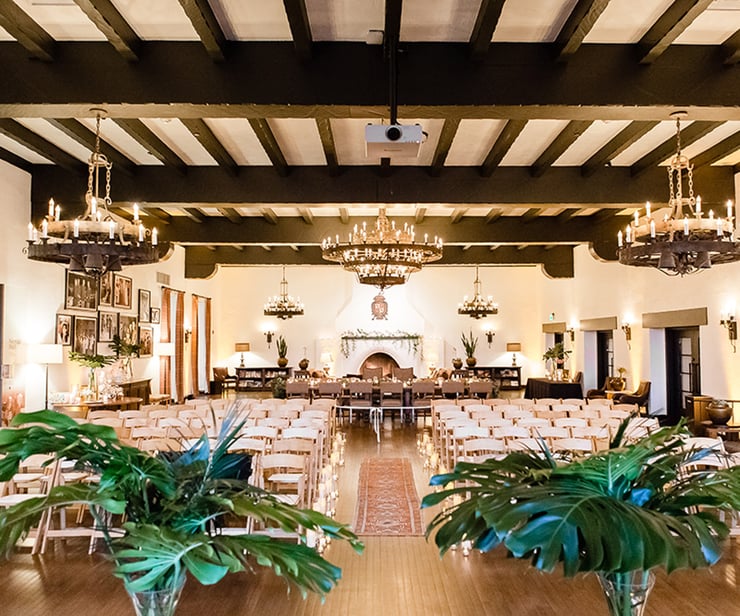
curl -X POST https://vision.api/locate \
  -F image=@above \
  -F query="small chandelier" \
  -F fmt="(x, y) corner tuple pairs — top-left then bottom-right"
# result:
(617, 112), (740, 276)
(458, 265), (498, 319)
(263, 265), (304, 320)
(25, 110), (165, 277)
(321, 208), (443, 289)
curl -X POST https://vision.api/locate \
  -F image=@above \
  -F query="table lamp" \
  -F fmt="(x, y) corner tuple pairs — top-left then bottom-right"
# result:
(27, 343), (64, 409)
(506, 342), (521, 367)
(235, 343), (250, 367)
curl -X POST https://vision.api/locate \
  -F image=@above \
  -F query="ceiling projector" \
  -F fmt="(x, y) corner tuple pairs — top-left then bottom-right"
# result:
(365, 123), (423, 159)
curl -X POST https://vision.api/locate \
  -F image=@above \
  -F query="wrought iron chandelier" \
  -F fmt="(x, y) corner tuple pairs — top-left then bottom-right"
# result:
(263, 265), (304, 319)
(25, 111), (165, 277)
(617, 112), (740, 276)
(321, 208), (443, 289)
(458, 265), (499, 319)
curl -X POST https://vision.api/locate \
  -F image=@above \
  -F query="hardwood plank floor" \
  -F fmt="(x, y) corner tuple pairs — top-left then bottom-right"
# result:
(0, 418), (737, 615)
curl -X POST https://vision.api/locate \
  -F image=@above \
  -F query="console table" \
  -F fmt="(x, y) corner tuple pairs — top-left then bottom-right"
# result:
(524, 377), (583, 400)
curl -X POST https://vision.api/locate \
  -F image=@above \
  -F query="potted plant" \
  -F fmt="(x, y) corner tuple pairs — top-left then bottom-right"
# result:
(542, 342), (570, 378)
(69, 350), (116, 399)
(109, 334), (142, 381)
(422, 421), (740, 616)
(451, 347), (463, 370)
(299, 347), (309, 371)
(0, 405), (363, 615)
(276, 335), (288, 368)
(461, 330), (478, 367)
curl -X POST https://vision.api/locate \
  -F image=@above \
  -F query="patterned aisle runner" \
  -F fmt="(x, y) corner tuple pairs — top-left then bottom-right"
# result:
(353, 457), (424, 536)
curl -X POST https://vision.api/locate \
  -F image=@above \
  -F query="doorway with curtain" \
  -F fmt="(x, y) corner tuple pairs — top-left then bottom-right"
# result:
(665, 327), (701, 425)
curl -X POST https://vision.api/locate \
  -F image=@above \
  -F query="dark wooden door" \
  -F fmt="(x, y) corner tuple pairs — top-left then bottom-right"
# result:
(596, 330), (614, 387)
(665, 327), (700, 425)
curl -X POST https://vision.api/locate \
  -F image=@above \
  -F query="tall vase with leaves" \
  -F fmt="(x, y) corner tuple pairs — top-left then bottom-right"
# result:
(0, 403), (363, 616)
(109, 335), (142, 381)
(422, 420), (740, 616)
(68, 351), (116, 400)
(460, 330), (478, 367)
(276, 335), (288, 368)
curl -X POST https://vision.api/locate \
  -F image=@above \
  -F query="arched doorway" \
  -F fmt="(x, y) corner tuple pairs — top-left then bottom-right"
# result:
(360, 352), (399, 379)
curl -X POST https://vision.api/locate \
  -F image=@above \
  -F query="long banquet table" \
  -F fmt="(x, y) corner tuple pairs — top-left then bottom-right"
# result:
(524, 378), (583, 400)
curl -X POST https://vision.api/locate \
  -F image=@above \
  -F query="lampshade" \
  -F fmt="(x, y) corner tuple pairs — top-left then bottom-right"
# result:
(27, 343), (64, 365)
(506, 343), (522, 352)
(234, 343), (251, 352)
(158, 342), (175, 356)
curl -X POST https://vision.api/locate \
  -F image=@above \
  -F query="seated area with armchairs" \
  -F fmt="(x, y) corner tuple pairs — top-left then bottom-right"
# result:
(612, 381), (651, 414)
(586, 376), (625, 400)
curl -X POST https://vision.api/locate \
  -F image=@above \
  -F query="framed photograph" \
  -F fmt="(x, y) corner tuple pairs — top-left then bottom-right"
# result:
(150, 307), (161, 324)
(73, 316), (98, 355)
(138, 289), (151, 323)
(119, 315), (138, 345)
(55, 314), (73, 346)
(113, 274), (133, 310)
(138, 326), (153, 357)
(98, 271), (114, 307)
(98, 311), (118, 343)
(65, 271), (98, 311)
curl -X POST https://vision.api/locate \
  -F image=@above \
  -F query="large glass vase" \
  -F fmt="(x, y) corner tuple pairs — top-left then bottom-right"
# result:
(597, 570), (655, 616)
(126, 574), (186, 616)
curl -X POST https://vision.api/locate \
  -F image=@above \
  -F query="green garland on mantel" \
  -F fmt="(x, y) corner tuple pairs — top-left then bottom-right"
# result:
(339, 330), (423, 358)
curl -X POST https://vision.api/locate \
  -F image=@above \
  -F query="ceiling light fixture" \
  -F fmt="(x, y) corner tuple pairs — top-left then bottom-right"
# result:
(457, 266), (498, 319)
(263, 265), (304, 320)
(25, 110), (166, 277)
(321, 208), (443, 290)
(617, 111), (740, 276)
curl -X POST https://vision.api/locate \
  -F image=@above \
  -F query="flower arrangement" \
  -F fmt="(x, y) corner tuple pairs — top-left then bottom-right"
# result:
(339, 330), (422, 358)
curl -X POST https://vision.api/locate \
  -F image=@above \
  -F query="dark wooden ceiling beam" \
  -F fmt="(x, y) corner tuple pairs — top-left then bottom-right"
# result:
(113, 118), (187, 173)
(282, 0), (312, 61)
(0, 146), (31, 172)
(630, 121), (724, 176)
(339, 208), (349, 224)
(415, 207), (427, 224)
(530, 120), (593, 177)
(690, 132), (740, 169)
(182, 207), (205, 222)
(384, 0), (402, 49)
(143, 207), (172, 224)
(485, 208), (503, 223)
(248, 118), (289, 177)
(0, 119), (83, 173)
(176, 0), (227, 61)
(261, 208), (278, 225)
(638, 0), (714, 64)
(0, 0), (55, 61)
(0, 43), (739, 118)
(46, 118), (135, 176)
(469, 0), (506, 60)
(72, 0), (140, 61)
(181, 118), (238, 176)
(429, 118), (460, 177)
(555, 0), (611, 60)
(521, 208), (541, 223)
(298, 208), (314, 224)
(480, 120), (527, 177)
(556, 208), (582, 223)
(31, 165), (734, 212)
(722, 29), (740, 64)
(315, 118), (339, 176)
(218, 207), (242, 224)
(581, 121), (659, 177)
(451, 207), (468, 223)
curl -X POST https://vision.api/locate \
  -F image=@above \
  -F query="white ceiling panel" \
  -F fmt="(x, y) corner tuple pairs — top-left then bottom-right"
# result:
(78, 117), (161, 165)
(493, 0), (578, 42)
(674, 3), (740, 44)
(446, 119), (507, 166)
(17, 0), (106, 40)
(333, 118), (376, 165)
(15, 118), (91, 163)
(586, 0), (674, 43)
(400, 0), (480, 42)
(390, 118), (445, 166)
(140, 119), (216, 166)
(268, 119), (325, 165)
(677, 121), (740, 162)
(110, 0), (198, 39)
(307, 0), (384, 41)
(609, 121), (688, 166)
(217, 0), (292, 40)
(0, 133), (51, 164)
(0, 23), (12, 40)
(554, 120), (632, 166)
(714, 149), (740, 165)
(204, 119), (271, 166)
(500, 119), (569, 165)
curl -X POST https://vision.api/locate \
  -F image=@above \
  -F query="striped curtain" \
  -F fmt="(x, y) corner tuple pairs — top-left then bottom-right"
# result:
(159, 288), (171, 397)
(174, 290), (185, 403)
(190, 294), (199, 395)
(204, 297), (212, 392)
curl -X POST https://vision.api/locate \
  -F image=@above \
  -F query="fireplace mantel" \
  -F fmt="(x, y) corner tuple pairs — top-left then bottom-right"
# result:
(339, 330), (423, 358)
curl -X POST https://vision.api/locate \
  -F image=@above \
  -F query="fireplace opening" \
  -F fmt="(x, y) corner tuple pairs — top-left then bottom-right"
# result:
(359, 352), (399, 379)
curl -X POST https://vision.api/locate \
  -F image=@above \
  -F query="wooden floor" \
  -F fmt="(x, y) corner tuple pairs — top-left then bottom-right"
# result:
(0, 417), (738, 615)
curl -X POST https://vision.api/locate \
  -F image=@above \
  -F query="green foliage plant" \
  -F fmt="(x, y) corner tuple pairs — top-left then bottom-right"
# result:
(460, 330), (478, 358)
(0, 403), (363, 599)
(276, 335), (288, 359)
(68, 351), (116, 369)
(109, 334), (142, 358)
(423, 420), (740, 611)
(542, 342), (571, 363)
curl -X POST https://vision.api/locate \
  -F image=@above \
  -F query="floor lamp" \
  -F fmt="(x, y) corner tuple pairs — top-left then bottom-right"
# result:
(28, 343), (64, 409)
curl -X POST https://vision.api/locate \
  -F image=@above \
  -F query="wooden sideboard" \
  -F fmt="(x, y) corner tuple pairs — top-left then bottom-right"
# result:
(119, 379), (151, 405)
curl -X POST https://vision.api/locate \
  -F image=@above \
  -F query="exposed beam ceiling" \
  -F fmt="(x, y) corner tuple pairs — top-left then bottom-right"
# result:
(555, 0), (611, 60)
(72, 0), (140, 61)
(176, 0), (227, 61)
(0, 0), (55, 61)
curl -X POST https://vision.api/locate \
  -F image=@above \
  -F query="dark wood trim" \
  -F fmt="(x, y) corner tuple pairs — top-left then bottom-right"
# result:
(555, 0), (610, 60)
(248, 118), (289, 177)
(521, 208), (542, 223)
(180, 118), (238, 176)
(142, 207), (172, 224)
(415, 207), (426, 223)
(429, 118), (460, 176)
(469, 0), (506, 60)
(384, 0), (402, 51)
(298, 207), (314, 224)
(480, 120), (527, 177)
(638, 0), (714, 64)
(339, 208), (349, 224)
(485, 208), (503, 223)
(113, 118), (187, 173)
(581, 121), (659, 177)
(556, 208), (582, 222)
(0, 0), (55, 61)
(0, 146), (32, 172)
(217, 207), (242, 224)
(72, 0), (140, 61)
(530, 120), (593, 177)
(450, 208), (468, 224)
(722, 29), (740, 65)
(690, 132), (740, 168)
(282, 0), (312, 61)
(176, 0), (227, 61)
(315, 118), (339, 176)
(182, 207), (205, 223)
(0, 119), (82, 173)
(261, 208), (278, 225)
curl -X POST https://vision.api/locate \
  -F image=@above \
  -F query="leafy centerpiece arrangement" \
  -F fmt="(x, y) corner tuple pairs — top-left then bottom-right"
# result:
(109, 334), (143, 381)
(460, 330), (478, 367)
(276, 335), (288, 368)
(68, 350), (116, 400)
(422, 421), (740, 616)
(0, 405), (363, 615)
(542, 342), (571, 378)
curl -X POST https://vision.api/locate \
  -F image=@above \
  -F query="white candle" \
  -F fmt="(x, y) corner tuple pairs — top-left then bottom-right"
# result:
(709, 210), (714, 220)
(683, 216), (689, 235)
(695, 195), (702, 215)
(32, 227), (38, 242)
(54, 204), (60, 220)
(625, 225), (632, 243)
(41, 219), (48, 238)
(133, 203), (139, 222)
(728, 200), (733, 220)
(48, 198), (54, 218)
(634, 210), (639, 225)
(73, 219), (79, 238)
(108, 220), (115, 239)
(650, 220), (656, 238)
(27, 222), (33, 242)
(91, 196), (97, 216)
(138, 223), (144, 242)
(617, 230), (623, 247)
(152, 227), (158, 246)
(645, 201), (651, 218)
(717, 217), (723, 236)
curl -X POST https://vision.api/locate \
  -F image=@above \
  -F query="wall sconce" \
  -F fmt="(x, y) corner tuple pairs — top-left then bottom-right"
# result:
(484, 328), (495, 348)
(264, 331), (274, 348)
(566, 327), (575, 342)
(184, 329), (192, 343)
(720, 315), (737, 352)
(622, 323), (632, 349)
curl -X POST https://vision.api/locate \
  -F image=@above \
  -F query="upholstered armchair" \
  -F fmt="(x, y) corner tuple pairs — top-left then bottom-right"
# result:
(612, 381), (651, 412)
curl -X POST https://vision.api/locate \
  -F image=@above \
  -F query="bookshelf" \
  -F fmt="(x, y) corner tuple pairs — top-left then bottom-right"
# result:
(235, 367), (292, 391)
